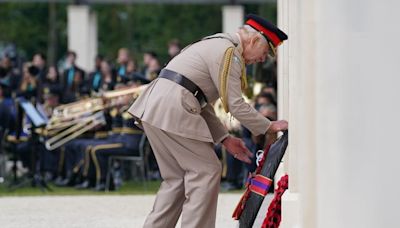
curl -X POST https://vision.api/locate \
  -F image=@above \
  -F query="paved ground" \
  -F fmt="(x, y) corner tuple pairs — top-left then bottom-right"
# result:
(0, 193), (272, 228)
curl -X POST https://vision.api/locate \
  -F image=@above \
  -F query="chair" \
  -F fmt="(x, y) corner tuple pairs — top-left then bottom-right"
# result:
(105, 133), (150, 191)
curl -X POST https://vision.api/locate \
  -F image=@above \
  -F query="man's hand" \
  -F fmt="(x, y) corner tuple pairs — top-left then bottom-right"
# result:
(267, 120), (288, 133)
(222, 136), (253, 164)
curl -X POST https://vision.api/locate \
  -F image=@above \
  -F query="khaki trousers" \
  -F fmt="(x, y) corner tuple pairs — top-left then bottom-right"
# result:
(142, 122), (222, 228)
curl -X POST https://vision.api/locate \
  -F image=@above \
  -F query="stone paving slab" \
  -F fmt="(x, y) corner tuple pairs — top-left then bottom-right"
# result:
(0, 193), (272, 228)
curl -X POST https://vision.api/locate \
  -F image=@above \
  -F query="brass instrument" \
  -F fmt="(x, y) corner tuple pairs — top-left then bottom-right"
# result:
(213, 96), (247, 133)
(44, 85), (147, 150)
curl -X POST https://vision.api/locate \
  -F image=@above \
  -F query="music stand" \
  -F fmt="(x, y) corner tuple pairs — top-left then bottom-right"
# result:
(19, 100), (47, 128)
(9, 98), (51, 192)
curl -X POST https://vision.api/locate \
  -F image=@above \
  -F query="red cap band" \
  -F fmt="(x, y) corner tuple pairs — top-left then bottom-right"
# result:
(246, 19), (282, 47)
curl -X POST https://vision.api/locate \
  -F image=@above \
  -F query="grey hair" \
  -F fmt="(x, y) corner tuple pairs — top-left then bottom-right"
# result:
(239, 25), (268, 43)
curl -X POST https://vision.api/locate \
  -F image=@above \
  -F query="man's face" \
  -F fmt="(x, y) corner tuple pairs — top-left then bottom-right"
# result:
(242, 36), (270, 65)
(33, 55), (45, 68)
(143, 53), (153, 66)
(127, 60), (136, 73)
(47, 66), (57, 81)
(1, 57), (11, 68)
(100, 61), (111, 74)
(117, 50), (129, 64)
(95, 57), (103, 68)
(168, 45), (180, 58)
(67, 54), (76, 65)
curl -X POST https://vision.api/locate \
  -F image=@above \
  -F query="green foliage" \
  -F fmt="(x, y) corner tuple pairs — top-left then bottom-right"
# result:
(0, 3), (277, 66)
(258, 3), (277, 23)
(95, 3), (277, 65)
(94, 4), (223, 65)
(0, 3), (68, 61)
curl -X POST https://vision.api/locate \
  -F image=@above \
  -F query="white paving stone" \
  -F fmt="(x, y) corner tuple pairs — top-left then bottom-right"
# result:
(0, 193), (272, 228)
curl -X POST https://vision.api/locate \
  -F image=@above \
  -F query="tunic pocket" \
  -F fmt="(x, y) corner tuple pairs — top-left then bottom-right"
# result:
(181, 89), (201, 115)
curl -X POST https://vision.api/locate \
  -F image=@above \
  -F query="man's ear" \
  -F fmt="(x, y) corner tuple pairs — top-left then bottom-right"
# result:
(250, 35), (261, 47)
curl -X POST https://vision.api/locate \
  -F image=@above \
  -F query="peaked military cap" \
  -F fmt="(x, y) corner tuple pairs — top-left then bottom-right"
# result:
(245, 14), (288, 56)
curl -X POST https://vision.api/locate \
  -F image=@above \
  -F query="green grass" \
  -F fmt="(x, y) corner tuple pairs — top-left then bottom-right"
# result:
(0, 180), (161, 197)
(0, 177), (246, 197)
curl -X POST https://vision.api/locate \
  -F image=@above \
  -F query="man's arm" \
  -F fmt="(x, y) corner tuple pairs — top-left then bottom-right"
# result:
(224, 56), (271, 135)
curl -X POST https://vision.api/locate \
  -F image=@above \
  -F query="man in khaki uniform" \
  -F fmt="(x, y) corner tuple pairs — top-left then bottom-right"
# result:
(128, 14), (288, 228)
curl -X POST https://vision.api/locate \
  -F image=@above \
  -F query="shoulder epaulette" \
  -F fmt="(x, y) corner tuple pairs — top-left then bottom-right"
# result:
(219, 47), (247, 113)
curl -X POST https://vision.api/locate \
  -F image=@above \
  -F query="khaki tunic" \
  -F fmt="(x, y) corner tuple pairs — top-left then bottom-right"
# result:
(128, 33), (270, 143)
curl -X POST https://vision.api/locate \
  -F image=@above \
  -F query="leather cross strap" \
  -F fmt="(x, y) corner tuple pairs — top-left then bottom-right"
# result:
(159, 69), (208, 109)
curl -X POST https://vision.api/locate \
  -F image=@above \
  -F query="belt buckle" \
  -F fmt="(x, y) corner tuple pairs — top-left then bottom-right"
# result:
(200, 99), (207, 109)
(194, 90), (207, 109)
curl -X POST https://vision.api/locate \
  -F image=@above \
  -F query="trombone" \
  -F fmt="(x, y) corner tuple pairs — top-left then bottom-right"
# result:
(44, 85), (147, 150)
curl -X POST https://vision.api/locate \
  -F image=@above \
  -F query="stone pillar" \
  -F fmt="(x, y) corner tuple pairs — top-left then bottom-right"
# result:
(293, 0), (317, 226)
(275, 0), (289, 187)
(88, 11), (97, 71)
(278, 0), (302, 226)
(311, 0), (400, 227)
(67, 5), (97, 72)
(222, 5), (244, 34)
(280, 0), (400, 227)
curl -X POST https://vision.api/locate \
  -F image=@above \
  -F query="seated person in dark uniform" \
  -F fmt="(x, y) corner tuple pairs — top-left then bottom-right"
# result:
(98, 60), (116, 92)
(167, 39), (182, 63)
(61, 70), (86, 104)
(0, 80), (32, 174)
(37, 83), (63, 181)
(60, 109), (144, 191)
(32, 53), (47, 84)
(61, 51), (86, 103)
(17, 63), (39, 100)
(142, 51), (161, 81)
(115, 48), (131, 84)
(56, 62), (120, 187)
(37, 66), (62, 107)
(56, 109), (113, 187)
(0, 54), (21, 92)
(86, 54), (104, 94)
(0, 79), (14, 148)
(90, 111), (144, 191)
(85, 59), (116, 96)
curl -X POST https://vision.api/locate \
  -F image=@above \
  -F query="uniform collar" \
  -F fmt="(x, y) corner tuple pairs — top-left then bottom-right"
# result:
(234, 33), (244, 56)
(225, 33), (243, 56)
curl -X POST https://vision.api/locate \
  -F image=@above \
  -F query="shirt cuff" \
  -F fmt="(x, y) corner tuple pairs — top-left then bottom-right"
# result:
(216, 133), (230, 145)
(264, 122), (272, 134)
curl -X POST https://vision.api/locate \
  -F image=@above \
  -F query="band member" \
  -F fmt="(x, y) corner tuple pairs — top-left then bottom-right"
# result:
(62, 51), (86, 103)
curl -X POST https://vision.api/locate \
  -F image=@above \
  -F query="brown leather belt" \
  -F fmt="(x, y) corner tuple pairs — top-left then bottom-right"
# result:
(159, 69), (208, 109)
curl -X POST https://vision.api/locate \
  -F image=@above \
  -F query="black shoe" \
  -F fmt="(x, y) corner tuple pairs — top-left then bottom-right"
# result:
(75, 180), (90, 189)
(55, 173), (78, 187)
(43, 172), (54, 182)
(148, 170), (161, 181)
(93, 183), (106, 191)
(53, 176), (64, 186)
(55, 178), (70, 187)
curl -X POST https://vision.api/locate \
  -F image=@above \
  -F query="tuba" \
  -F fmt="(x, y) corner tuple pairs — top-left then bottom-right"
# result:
(44, 85), (147, 150)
